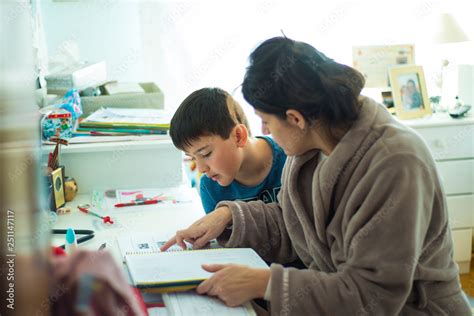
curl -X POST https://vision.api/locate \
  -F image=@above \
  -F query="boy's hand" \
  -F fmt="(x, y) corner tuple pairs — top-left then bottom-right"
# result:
(160, 206), (232, 251)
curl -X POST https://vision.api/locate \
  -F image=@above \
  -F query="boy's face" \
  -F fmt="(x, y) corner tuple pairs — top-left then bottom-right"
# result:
(184, 131), (243, 187)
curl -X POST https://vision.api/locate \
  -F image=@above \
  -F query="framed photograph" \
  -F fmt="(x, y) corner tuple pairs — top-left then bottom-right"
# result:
(388, 65), (431, 120)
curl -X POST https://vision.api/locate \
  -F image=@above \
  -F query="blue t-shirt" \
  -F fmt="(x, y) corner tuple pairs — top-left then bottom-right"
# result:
(200, 136), (287, 213)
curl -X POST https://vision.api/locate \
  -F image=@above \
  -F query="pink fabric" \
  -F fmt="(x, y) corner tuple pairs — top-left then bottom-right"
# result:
(50, 249), (145, 316)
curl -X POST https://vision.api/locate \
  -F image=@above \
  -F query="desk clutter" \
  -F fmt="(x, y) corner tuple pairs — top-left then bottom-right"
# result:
(50, 185), (263, 315)
(41, 105), (171, 145)
(40, 71), (168, 145)
(92, 187), (195, 214)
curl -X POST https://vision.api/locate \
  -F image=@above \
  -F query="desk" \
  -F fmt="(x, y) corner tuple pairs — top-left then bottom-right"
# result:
(52, 187), (205, 264)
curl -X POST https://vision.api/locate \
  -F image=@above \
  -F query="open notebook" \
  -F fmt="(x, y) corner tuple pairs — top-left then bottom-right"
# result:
(163, 291), (256, 316)
(116, 232), (218, 262)
(125, 248), (268, 293)
(116, 233), (191, 262)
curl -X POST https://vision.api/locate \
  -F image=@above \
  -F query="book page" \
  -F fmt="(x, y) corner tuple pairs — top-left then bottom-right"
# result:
(147, 307), (169, 316)
(117, 232), (190, 260)
(164, 291), (256, 316)
(126, 248), (268, 285)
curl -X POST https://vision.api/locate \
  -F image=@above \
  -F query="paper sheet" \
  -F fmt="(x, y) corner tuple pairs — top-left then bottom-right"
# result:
(164, 291), (256, 316)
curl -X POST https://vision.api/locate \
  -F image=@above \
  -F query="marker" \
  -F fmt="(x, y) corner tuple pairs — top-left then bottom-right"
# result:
(65, 228), (77, 254)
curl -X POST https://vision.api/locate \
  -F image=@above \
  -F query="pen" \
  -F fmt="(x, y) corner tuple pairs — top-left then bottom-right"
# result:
(90, 131), (116, 136)
(77, 205), (114, 224)
(114, 199), (159, 208)
(65, 228), (77, 254)
(98, 243), (107, 251)
(53, 229), (94, 235)
(58, 232), (95, 249)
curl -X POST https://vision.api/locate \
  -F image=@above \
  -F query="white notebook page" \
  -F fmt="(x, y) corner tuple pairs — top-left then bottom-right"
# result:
(125, 248), (268, 285)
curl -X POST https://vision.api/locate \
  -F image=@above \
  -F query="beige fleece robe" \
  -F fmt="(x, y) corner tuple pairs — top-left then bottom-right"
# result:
(216, 97), (471, 315)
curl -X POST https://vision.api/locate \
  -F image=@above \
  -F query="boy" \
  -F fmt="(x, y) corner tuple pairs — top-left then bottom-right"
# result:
(170, 87), (286, 213)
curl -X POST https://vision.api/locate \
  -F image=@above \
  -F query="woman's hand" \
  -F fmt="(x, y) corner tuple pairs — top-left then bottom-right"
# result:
(197, 264), (271, 307)
(160, 206), (232, 251)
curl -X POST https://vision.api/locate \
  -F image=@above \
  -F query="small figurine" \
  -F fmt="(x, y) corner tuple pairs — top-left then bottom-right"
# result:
(64, 177), (78, 202)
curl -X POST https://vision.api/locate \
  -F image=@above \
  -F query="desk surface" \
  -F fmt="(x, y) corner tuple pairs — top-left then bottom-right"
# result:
(52, 187), (204, 263)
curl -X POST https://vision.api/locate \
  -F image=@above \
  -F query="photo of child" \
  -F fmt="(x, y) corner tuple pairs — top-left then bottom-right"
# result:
(398, 75), (424, 110)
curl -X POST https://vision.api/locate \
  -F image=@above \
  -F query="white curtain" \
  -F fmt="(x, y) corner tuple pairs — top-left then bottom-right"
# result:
(31, 0), (49, 89)
(138, 0), (369, 132)
(138, 0), (474, 133)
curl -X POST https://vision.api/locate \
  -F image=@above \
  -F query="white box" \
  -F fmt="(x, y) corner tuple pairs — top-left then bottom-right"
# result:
(46, 61), (107, 94)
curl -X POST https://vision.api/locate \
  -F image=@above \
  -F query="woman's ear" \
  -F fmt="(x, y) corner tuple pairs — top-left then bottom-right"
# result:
(285, 109), (306, 130)
(234, 124), (248, 148)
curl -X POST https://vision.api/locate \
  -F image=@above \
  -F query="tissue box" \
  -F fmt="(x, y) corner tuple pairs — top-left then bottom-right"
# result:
(46, 61), (107, 95)
(41, 109), (73, 140)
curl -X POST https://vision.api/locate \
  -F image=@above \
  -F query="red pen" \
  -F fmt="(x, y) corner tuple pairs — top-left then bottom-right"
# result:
(77, 204), (114, 224)
(114, 200), (159, 208)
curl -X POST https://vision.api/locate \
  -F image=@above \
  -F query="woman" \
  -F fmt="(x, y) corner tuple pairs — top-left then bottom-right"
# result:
(161, 37), (470, 315)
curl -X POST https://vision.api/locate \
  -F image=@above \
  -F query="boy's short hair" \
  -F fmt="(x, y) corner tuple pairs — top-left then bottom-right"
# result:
(170, 87), (251, 151)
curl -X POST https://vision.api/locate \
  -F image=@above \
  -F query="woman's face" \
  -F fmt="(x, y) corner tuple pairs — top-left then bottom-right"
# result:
(255, 110), (309, 156)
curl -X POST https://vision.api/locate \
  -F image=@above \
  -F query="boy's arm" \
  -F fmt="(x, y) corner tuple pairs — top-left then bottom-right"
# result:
(216, 200), (298, 264)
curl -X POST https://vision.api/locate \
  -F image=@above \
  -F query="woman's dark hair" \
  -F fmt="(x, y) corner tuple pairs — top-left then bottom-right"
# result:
(242, 36), (365, 131)
(170, 87), (250, 151)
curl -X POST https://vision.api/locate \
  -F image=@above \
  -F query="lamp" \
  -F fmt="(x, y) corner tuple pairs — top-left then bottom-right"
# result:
(431, 13), (469, 44)
(429, 13), (469, 111)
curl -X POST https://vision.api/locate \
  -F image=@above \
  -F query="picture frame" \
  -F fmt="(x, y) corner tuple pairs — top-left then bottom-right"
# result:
(51, 167), (66, 210)
(388, 65), (431, 120)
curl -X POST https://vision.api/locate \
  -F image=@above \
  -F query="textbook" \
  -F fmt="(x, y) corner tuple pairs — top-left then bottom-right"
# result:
(163, 290), (256, 316)
(124, 248), (268, 293)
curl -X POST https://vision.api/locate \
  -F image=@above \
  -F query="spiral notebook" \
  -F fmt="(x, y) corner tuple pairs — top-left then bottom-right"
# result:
(116, 232), (193, 262)
(124, 248), (268, 293)
(116, 232), (219, 262)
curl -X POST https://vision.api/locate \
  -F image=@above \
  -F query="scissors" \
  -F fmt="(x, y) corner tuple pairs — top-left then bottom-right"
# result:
(78, 204), (114, 224)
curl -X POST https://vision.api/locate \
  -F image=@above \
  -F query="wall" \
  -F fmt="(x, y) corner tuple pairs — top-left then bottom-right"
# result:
(40, 0), (144, 82)
(39, 0), (474, 134)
